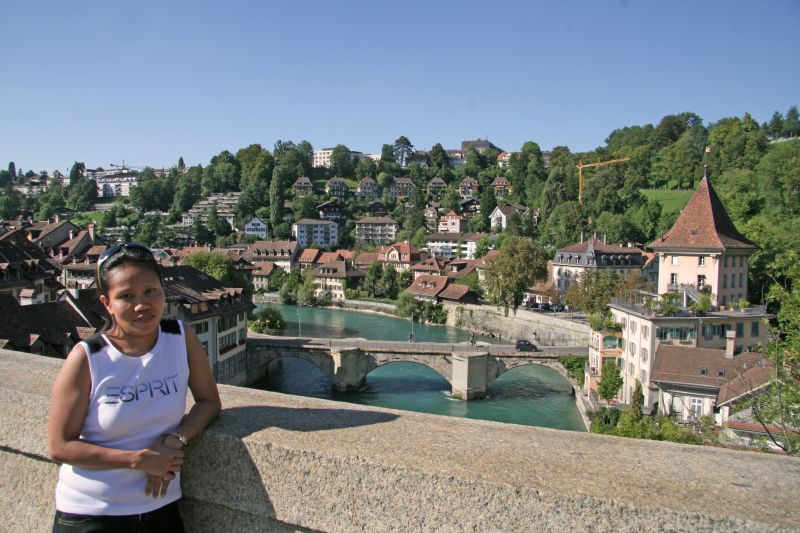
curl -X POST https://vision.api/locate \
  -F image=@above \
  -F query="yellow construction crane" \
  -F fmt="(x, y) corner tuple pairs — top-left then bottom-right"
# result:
(577, 157), (630, 203)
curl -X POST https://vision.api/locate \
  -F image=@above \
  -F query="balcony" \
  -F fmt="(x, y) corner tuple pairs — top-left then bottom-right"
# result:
(2, 348), (797, 532)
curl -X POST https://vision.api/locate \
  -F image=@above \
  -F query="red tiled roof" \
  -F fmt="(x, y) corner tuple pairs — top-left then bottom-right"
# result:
(652, 345), (767, 390)
(252, 261), (275, 276)
(649, 177), (757, 251)
(354, 252), (378, 267)
(299, 249), (320, 263)
(407, 275), (448, 297)
(317, 251), (342, 264)
(412, 258), (443, 272)
(717, 364), (773, 405)
(438, 283), (471, 301)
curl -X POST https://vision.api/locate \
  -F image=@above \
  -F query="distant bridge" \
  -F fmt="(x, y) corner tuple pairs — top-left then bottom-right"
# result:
(247, 336), (588, 400)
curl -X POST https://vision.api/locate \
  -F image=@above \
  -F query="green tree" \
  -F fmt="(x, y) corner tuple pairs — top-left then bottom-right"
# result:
(278, 269), (303, 304)
(750, 253), (800, 455)
(7, 162), (16, 179)
(329, 144), (354, 177)
(0, 190), (21, 219)
(707, 114), (768, 176)
(68, 162), (85, 185)
(598, 361), (623, 401)
(182, 251), (248, 290)
(393, 136), (414, 167)
(479, 184), (497, 231)
(380, 265), (399, 300)
(363, 262), (383, 297)
(631, 380), (644, 420)
(354, 156), (377, 180)
(768, 111), (784, 139)
(270, 164), (292, 230)
(178, 156), (185, 169)
(133, 215), (161, 246)
(783, 105), (800, 138)
(474, 235), (491, 258)
(564, 270), (622, 315)
(65, 177), (99, 211)
(482, 236), (548, 313)
(441, 186), (461, 212)
(650, 125), (707, 189)
(296, 268), (317, 306)
(429, 143), (449, 174)
(249, 305), (285, 332)
(202, 150), (241, 194)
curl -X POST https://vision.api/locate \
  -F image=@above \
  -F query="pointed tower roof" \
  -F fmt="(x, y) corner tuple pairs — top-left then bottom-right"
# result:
(649, 177), (756, 252)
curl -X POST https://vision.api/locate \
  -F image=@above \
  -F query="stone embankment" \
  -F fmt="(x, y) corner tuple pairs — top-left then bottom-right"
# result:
(3, 349), (800, 532)
(444, 302), (592, 347)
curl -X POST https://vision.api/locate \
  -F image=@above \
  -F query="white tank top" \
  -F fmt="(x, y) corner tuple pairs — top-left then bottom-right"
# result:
(56, 320), (190, 515)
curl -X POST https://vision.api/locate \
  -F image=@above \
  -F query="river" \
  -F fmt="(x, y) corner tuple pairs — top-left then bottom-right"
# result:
(250, 304), (585, 432)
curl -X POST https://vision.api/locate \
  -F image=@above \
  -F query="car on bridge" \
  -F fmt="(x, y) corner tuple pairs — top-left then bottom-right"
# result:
(515, 339), (539, 352)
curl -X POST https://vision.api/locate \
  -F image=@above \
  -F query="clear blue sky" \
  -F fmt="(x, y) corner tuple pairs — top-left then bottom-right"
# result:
(2, 0), (798, 173)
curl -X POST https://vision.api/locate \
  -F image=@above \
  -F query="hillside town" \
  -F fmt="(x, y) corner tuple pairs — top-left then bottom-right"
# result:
(1, 122), (799, 454)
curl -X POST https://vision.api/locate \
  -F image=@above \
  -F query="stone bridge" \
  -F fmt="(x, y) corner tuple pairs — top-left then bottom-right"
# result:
(247, 336), (588, 399)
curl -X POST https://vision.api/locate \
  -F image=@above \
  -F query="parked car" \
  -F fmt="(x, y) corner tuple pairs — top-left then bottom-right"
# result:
(524, 301), (539, 310)
(539, 303), (552, 312)
(551, 304), (565, 312)
(515, 339), (538, 352)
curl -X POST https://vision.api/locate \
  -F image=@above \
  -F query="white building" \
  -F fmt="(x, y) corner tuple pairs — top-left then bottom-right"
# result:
(425, 232), (486, 260)
(95, 171), (141, 197)
(291, 219), (339, 249)
(244, 217), (269, 239)
(313, 148), (335, 168)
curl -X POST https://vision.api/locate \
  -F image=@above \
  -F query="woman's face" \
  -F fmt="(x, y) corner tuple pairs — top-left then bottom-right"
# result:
(100, 263), (165, 337)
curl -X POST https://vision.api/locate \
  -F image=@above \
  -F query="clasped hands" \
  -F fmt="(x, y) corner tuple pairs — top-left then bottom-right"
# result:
(139, 436), (185, 498)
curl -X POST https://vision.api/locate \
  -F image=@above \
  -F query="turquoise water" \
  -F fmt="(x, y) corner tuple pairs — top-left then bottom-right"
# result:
(268, 304), (503, 344)
(252, 304), (585, 432)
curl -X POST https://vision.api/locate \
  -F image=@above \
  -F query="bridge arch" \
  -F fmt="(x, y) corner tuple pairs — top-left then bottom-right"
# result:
(249, 344), (337, 383)
(359, 352), (453, 386)
(487, 358), (569, 388)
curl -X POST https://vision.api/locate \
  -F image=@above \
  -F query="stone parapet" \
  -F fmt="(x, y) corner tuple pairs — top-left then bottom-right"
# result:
(2, 349), (799, 532)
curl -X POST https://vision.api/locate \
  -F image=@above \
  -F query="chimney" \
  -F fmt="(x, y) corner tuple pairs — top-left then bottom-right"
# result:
(88, 223), (96, 242)
(68, 230), (74, 240)
(725, 330), (736, 358)
(580, 231), (584, 242)
(603, 233), (607, 244)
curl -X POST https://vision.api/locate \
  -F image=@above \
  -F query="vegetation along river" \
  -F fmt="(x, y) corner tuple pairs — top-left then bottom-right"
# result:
(251, 304), (585, 432)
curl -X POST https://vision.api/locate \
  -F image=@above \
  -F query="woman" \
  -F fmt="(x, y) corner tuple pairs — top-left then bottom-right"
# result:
(48, 243), (221, 532)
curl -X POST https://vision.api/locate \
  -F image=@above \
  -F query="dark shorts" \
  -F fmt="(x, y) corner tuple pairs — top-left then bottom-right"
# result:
(52, 501), (184, 533)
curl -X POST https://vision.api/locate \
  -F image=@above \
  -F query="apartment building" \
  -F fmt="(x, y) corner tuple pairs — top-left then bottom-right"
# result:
(355, 216), (398, 245)
(291, 219), (339, 248)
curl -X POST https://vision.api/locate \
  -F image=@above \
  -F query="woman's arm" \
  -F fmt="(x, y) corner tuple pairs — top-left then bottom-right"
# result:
(47, 343), (184, 477)
(162, 327), (221, 448)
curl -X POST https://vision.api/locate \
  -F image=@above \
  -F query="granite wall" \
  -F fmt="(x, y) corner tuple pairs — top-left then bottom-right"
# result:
(2, 349), (799, 532)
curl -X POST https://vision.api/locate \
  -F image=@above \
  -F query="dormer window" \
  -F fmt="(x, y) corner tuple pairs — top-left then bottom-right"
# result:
(718, 370), (725, 377)
(700, 368), (708, 376)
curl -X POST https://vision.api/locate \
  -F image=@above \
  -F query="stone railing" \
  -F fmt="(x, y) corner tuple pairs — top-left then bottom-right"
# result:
(2, 349), (799, 532)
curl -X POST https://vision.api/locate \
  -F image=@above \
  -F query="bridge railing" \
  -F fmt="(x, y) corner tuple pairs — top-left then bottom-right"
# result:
(248, 335), (588, 356)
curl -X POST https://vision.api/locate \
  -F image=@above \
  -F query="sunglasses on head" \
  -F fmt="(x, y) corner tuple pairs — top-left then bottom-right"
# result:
(96, 242), (154, 273)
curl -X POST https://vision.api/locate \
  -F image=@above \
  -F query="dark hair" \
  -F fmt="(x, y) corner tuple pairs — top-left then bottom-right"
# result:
(96, 244), (164, 332)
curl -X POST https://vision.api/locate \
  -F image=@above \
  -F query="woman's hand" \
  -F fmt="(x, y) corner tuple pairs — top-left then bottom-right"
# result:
(138, 438), (184, 497)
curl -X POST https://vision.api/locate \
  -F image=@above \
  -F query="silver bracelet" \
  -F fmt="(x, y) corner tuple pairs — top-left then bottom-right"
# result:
(163, 431), (188, 447)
